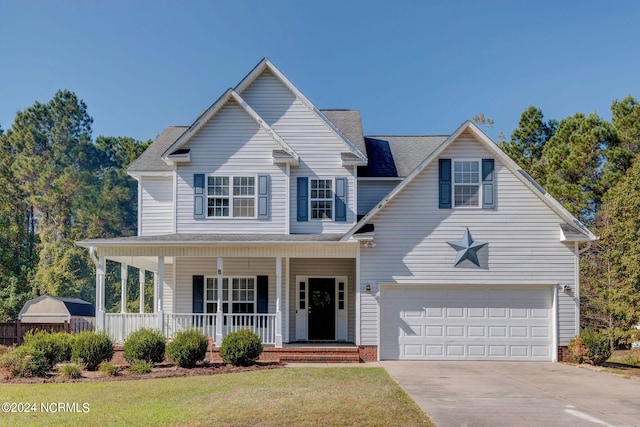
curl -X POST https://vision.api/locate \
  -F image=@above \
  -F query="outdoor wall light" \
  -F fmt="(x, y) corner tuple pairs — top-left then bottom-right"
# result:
(217, 269), (222, 275)
(365, 284), (372, 294)
(563, 284), (572, 294)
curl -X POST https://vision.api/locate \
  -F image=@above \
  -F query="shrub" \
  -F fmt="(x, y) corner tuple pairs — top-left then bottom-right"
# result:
(219, 329), (263, 367)
(123, 328), (166, 365)
(568, 336), (587, 363)
(569, 328), (612, 365)
(58, 363), (83, 379)
(0, 346), (49, 378)
(128, 360), (154, 374)
(0, 345), (11, 356)
(72, 332), (114, 371)
(166, 330), (208, 368)
(53, 332), (74, 362)
(22, 330), (74, 368)
(98, 361), (122, 377)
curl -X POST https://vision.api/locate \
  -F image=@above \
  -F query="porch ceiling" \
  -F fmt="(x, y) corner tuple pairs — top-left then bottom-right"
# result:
(106, 256), (170, 272)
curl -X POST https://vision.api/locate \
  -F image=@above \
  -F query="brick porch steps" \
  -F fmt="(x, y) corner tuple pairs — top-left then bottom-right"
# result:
(268, 346), (361, 364)
(112, 344), (363, 365)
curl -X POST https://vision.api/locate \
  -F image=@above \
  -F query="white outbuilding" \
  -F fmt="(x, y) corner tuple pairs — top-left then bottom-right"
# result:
(18, 295), (95, 331)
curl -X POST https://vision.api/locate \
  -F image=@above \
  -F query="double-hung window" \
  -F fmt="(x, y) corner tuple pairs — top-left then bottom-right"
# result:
(310, 178), (333, 220)
(207, 175), (255, 218)
(453, 160), (480, 207)
(204, 277), (256, 314)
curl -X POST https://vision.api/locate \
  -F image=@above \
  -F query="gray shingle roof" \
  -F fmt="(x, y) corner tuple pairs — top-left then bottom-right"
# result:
(321, 110), (367, 158)
(126, 113), (447, 180)
(360, 135), (449, 177)
(128, 126), (188, 173)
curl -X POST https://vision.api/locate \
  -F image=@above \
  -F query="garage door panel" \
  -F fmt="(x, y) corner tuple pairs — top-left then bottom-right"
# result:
(468, 326), (486, 337)
(426, 326), (443, 337)
(426, 345), (443, 356)
(468, 307), (486, 318)
(381, 286), (553, 361)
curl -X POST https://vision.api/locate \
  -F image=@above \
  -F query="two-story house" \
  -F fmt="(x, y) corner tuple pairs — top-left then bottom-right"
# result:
(78, 58), (596, 362)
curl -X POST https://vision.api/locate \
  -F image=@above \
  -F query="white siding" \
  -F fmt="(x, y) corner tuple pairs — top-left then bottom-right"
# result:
(357, 180), (399, 216)
(140, 176), (173, 236)
(360, 131), (579, 346)
(173, 257), (283, 315)
(175, 100), (288, 234)
(360, 282), (379, 346)
(288, 258), (356, 342)
(241, 70), (357, 233)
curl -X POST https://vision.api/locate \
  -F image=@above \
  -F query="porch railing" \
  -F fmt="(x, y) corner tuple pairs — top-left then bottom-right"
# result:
(223, 314), (276, 344)
(104, 313), (158, 343)
(103, 312), (277, 345)
(164, 313), (216, 340)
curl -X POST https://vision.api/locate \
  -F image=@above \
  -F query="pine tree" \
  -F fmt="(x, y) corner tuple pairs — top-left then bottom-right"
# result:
(501, 105), (557, 181)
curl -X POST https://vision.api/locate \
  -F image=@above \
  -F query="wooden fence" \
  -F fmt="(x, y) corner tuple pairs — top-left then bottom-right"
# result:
(0, 319), (94, 346)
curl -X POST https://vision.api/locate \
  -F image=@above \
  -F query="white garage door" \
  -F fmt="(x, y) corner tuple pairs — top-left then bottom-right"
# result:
(380, 286), (553, 361)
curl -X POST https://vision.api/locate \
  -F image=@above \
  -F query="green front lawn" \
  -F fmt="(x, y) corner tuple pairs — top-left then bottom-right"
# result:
(601, 349), (640, 379)
(0, 367), (432, 426)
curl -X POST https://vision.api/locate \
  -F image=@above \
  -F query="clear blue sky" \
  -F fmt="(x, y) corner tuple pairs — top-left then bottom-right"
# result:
(1, 1), (639, 142)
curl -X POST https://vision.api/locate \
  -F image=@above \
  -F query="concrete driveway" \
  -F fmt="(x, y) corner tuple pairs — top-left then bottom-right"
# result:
(382, 361), (640, 427)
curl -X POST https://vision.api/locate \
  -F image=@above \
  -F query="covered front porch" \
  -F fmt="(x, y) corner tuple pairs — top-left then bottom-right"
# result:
(78, 234), (359, 347)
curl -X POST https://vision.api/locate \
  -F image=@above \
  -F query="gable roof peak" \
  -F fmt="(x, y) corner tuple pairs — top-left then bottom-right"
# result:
(160, 88), (298, 162)
(235, 58), (367, 162)
(342, 120), (596, 242)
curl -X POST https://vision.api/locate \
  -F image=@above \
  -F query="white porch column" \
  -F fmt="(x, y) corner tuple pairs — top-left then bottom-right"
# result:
(153, 272), (158, 313)
(156, 257), (164, 332)
(139, 269), (145, 313)
(215, 257), (224, 345)
(120, 263), (128, 313)
(96, 255), (106, 332)
(275, 256), (283, 347)
(355, 245), (361, 345)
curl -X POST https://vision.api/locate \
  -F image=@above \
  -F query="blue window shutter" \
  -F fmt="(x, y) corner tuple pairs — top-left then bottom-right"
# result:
(194, 174), (205, 219)
(192, 275), (204, 313)
(297, 177), (308, 222)
(335, 177), (347, 222)
(257, 275), (268, 313)
(439, 159), (452, 208)
(257, 175), (269, 219)
(482, 159), (495, 208)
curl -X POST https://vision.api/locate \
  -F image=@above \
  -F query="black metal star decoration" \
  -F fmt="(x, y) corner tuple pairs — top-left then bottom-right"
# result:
(446, 228), (488, 267)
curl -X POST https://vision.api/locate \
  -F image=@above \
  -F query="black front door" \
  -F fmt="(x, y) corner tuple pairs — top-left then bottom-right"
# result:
(308, 278), (335, 340)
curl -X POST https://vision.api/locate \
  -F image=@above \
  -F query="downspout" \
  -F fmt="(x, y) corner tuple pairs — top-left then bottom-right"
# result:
(89, 246), (99, 268)
(578, 241), (592, 255)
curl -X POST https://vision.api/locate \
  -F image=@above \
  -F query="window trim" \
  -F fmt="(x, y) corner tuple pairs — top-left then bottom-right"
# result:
(309, 177), (334, 221)
(206, 174), (257, 219)
(452, 159), (483, 209)
(204, 276), (257, 314)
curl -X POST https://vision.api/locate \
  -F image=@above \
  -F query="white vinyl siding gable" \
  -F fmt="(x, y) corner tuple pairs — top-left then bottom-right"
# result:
(175, 99), (287, 234)
(239, 70), (356, 233)
(139, 176), (174, 236)
(359, 131), (579, 346)
(357, 180), (399, 216)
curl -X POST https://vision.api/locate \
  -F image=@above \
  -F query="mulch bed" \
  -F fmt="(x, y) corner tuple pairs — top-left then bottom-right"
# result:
(0, 362), (283, 384)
